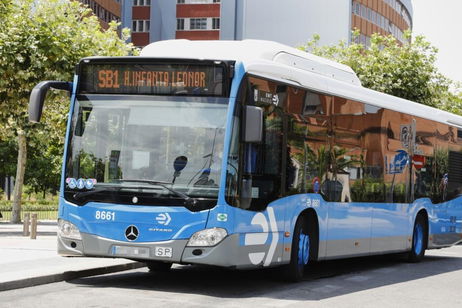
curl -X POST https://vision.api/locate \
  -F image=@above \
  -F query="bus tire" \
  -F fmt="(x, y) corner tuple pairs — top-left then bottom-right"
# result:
(146, 261), (172, 272)
(285, 215), (310, 282)
(408, 214), (427, 263)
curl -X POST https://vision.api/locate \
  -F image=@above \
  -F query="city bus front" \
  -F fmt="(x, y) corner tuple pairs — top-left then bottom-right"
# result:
(29, 58), (240, 267)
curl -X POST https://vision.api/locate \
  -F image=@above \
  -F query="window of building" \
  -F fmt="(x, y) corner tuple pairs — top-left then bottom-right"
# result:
(213, 0), (221, 2)
(354, 2), (360, 15)
(212, 18), (220, 30)
(132, 20), (150, 32)
(177, 0), (185, 3)
(134, 0), (151, 6)
(190, 18), (207, 30)
(177, 18), (185, 30)
(80, 0), (120, 24)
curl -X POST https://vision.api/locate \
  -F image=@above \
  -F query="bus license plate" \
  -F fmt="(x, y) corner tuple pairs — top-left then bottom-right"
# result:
(113, 245), (149, 258)
(154, 247), (172, 258)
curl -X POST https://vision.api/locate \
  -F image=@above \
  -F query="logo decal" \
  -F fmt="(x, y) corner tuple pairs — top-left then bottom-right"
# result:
(244, 208), (279, 266)
(156, 213), (171, 226)
(66, 177), (96, 190)
(66, 178), (77, 189)
(85, 179), (96, 189)
(217, 213), (228, 222)
(76, 178), (85, 190)
(125, 225), (139, 241)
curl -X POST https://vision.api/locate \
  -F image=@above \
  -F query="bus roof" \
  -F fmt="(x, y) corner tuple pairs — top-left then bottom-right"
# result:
(140, 40), (462, 128)
(141, 39), (361, 86)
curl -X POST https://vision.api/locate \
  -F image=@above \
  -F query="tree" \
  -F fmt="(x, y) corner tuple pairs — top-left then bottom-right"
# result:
(0, 0), (137, 222)
(299, 31), (461, 113)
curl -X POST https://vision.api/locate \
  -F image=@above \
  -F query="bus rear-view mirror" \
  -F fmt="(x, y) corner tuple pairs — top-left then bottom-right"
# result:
(244, 106), (263, 143)
(29, 81), (72, 123)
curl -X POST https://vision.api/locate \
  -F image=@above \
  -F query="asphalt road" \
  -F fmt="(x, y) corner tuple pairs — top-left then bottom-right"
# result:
(1, 246), (462, 308)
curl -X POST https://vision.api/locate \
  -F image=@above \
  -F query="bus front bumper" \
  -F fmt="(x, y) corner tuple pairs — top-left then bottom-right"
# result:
(58, 232), (246, 268)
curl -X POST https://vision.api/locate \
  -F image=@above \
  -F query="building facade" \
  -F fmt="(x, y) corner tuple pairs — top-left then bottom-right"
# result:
(90, 0), (413, 48)
(78, 0), (122, 29)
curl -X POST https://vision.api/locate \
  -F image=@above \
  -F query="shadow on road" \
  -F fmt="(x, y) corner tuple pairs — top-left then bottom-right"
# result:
(69, 251), (462, 301)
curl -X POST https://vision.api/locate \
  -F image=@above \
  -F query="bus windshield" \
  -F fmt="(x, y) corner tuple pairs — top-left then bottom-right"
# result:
(64, 94), (228, 205)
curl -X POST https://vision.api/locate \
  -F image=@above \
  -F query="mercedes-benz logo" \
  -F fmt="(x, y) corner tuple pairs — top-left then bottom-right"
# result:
(125, 225), (139, 241)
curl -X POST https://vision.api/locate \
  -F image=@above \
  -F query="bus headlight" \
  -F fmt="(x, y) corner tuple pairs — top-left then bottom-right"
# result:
(187, 228), (227, 247)
(58, 219), (81, 240)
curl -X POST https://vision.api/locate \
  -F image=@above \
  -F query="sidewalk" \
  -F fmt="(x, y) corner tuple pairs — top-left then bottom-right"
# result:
(0, 221), (144, 292)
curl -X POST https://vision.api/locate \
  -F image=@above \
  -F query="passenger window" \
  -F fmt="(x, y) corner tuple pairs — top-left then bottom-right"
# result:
(330, 96), (364, 202)
(285, 89), (332, 196)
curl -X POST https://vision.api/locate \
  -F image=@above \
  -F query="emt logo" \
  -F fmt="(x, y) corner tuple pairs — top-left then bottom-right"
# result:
(244, 208), (279, 266)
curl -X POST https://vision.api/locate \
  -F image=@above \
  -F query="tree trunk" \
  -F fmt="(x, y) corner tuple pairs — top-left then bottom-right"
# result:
(11, 130), (27, 223)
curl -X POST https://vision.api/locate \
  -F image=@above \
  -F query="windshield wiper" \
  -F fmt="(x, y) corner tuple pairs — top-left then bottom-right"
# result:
(72, 187), (120, 201)
(115, 179), (198, 207)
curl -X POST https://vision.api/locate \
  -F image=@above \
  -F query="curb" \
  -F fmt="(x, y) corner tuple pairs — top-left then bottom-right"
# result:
(0, 262), (146, 292)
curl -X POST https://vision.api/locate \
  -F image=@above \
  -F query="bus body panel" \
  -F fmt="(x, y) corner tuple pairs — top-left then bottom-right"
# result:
(59, 199), (209, 242)
(427, 197), (462, 248)
(59, 75), (79, 197)
(369, 202), (411, 253)
(284, 194), (327, 261)
(325, 201), (372, 257)
(47, 41), (462, 273)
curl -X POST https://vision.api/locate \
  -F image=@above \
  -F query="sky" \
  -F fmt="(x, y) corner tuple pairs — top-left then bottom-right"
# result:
(412, 1), (462, 83)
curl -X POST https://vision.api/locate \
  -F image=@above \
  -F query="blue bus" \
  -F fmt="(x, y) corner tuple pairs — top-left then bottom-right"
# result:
(29, 40), (462, 281)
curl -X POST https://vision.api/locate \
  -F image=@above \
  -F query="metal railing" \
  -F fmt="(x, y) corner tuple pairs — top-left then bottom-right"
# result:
(0, 210), (58, 221)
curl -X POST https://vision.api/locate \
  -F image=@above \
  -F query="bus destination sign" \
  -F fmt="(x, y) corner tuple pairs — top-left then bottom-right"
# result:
(79, 62), (225, 96)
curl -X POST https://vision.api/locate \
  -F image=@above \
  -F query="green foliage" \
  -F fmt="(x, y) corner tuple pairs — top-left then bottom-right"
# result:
(0, 200), (58, 211)
(0, 0), (138, 131)
(300, 31), (461, 114)
(0, 137), (16, 176)
(0, 0), (138, 196)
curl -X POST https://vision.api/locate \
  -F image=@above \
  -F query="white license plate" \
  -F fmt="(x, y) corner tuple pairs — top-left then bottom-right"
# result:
(154, 246), (173, 258)
(113, 245), (150, 258)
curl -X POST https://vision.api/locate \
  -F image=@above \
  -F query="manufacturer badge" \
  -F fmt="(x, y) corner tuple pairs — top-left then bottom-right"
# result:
(125, 225), (139, 241)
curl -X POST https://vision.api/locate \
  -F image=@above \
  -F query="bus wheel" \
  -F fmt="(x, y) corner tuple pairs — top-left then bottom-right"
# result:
(285, 216), (310, 282)
(146, 261), (172, 272)
(408, 214), (427, 262)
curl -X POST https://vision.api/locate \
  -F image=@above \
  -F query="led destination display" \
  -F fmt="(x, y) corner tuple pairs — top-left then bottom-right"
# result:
(79, 62), (226, 96)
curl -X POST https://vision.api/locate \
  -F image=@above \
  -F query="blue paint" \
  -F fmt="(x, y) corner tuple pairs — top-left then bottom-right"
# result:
(414, 223), (423, 255)
(62, 199), (208, 242)
(298, 233), (310, 265)
(59, 75), (78, 198)
(207, 61), (246, 235)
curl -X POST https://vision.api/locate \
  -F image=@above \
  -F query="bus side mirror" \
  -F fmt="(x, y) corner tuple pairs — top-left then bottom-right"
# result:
(29, 81), (72, 123)
(244, 106), (263, 143)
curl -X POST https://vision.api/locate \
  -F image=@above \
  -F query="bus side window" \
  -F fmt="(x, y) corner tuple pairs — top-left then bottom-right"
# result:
(239, 77), (284, 211)
(241, 107), (283, 210)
